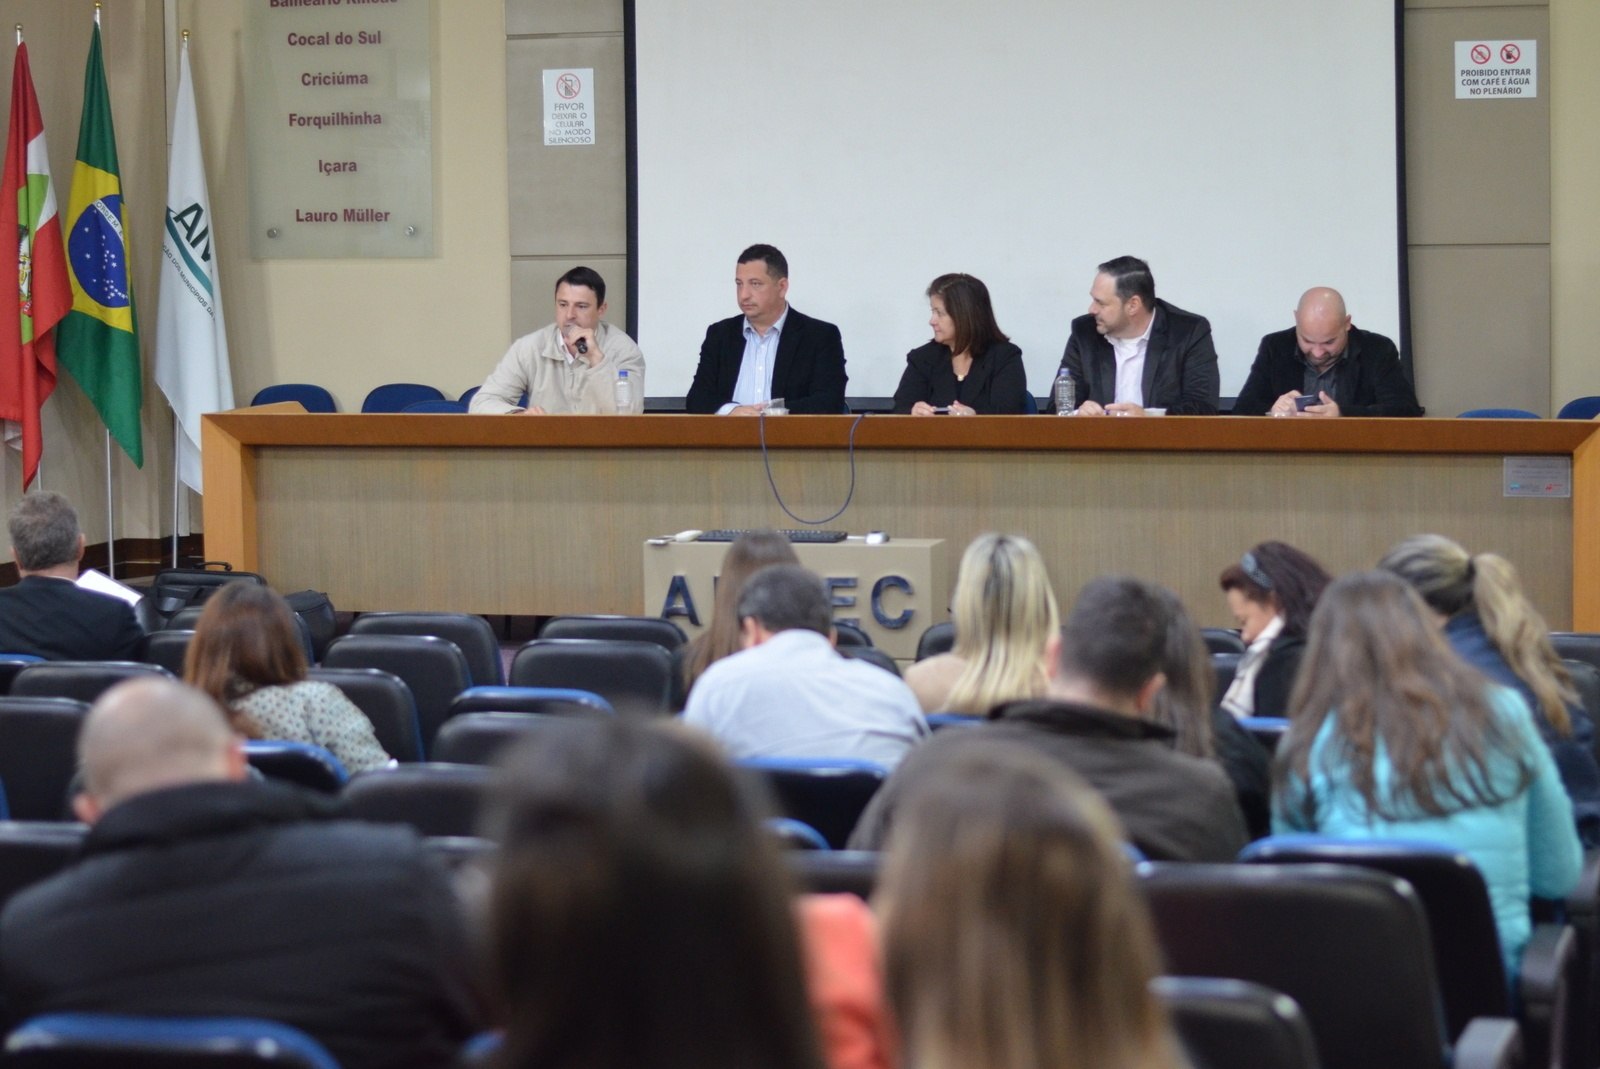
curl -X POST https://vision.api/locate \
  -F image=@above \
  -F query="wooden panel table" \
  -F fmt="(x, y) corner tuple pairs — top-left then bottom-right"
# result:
(202, 410), (1600, 630)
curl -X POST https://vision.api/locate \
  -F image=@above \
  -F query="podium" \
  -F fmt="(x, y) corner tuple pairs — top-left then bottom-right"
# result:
(641, 538), (949, 660)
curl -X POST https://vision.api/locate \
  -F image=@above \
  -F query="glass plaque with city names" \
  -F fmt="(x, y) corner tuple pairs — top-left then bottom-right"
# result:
(244, 0), (434, 258)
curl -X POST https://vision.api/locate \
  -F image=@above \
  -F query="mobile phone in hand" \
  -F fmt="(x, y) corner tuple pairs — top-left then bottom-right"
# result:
(1294, 394), (1319, 411)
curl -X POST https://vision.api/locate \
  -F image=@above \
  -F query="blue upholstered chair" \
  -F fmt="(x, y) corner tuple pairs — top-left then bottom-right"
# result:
(1459, 408), (1540, 419)
(1557, 396), (1600, 420)
(5, 1013), (341, 1068)
(360, 383), (445, 413)
(250, 383), (337, 413)
(400, 399), (469, 413)
(737, 757), (888, 849)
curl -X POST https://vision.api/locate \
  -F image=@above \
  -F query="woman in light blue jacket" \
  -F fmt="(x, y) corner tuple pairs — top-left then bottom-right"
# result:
(1273, 570), (1582, 977)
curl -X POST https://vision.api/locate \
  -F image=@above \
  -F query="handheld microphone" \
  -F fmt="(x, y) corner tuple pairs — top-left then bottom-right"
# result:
(574, 337), (589, 356)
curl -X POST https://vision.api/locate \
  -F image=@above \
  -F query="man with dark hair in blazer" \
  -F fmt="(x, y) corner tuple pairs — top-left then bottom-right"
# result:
(685, 244), (848, 415)
(0, 492), (144, 661)
(1050, 255), (1220, 416)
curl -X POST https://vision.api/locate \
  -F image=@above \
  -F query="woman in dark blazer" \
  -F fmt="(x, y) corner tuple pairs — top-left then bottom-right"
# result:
(892, 273), (1029, 415)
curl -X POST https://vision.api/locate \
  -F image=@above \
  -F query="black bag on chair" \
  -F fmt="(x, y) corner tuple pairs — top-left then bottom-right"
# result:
(134, 563), (267, 633)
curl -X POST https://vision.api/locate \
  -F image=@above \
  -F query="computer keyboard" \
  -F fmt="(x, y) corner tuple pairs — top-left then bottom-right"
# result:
(697, 529), (849, 544)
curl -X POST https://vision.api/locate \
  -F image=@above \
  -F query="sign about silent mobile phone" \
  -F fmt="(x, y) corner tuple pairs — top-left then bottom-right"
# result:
(543, 69), (596, 146)
(1455, 40), (1537, 100)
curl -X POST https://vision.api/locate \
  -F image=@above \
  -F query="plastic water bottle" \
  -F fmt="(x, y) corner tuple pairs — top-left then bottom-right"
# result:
(614, 369), (632, 413)
(1052, 368), (1076, 415)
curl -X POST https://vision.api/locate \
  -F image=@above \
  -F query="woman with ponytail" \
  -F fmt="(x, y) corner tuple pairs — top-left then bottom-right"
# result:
(1380, 534), (1600, 844)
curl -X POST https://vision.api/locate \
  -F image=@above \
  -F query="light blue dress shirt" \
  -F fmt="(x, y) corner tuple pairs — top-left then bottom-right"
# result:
(717, 308), (789, 414)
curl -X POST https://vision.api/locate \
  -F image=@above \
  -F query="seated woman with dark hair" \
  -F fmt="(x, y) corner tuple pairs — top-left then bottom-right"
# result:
(878, 741), (1189, 1069)
(1149, 585), (1271, 839)
(1380, 533), (1600, 845)
(481, 719), (835, 1069)
(892, 273), (1029, 415)
(184, 583), (392, 772)
(678, 529), (799, 703)
(1217, 540), (1332, 719)
(1274, 571), (1582, 975)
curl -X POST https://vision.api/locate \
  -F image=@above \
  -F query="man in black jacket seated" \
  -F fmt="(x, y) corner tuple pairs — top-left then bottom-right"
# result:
(1231, 286), (1422, 417)
(0, 679), (483, 1069)
(1052, 255), (1221, 416)
(0, 492), (144, 661)
(685, 244), (848, 415)
(849, 576), (1248, 861)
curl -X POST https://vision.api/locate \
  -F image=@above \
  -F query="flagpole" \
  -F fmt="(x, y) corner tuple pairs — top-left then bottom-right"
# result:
(104, 430), (115, 577)
(171, 414), (181, 567)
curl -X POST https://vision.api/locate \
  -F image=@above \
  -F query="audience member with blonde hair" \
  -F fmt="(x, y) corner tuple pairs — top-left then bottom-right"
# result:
(1379, 534), (1600, 843)
(679, 529), (800, 700)
(905, 533), (1059, 715)
(1275, 571), (1582, 974)
(185, 583), (391, 772)
(878, 742), (1189, 1069)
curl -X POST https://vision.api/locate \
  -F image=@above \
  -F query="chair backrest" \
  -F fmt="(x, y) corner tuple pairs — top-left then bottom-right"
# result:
(539, 614), (687, 652)
(738, 758), (888, 849)
(832, 621), (872, 648)
(142, 630), (194, 676)
(0, 698), (91, 820)
(1140, 861), (1454, 1069)
(509, 639), (674, 717)
(322, 634), (473, 753)
(361, 383), (446, 413)
(0, 822), (87, 914)
(340, 764), (491, 838)
(458, 385), (481, 407)
(1210, 652), (1241, 706)
(348, 612), (504, 687)
(400, 399), (468, 413)
(5, 1013), (341, 1069)
(766, 817), (831, 851)
(306, 666), (425, 764)
(1552, 633), (1600, 676)
(446, 685), (613, 719)
(1202, 628), (1247, 655)
(11, 662), (172, 706)
(839, 646), (900, 677)
(915, 620), (955, 661)
(1154, 976), (1321, 1069)
(421, 834), (496, 873)
(166, 607), (314, 664)
(1563, 659), (1600, 732)
(787, 849), (879, 898)
(431, 712), (580, 766)
(1458, 408), (1540, 419)
(0, 654), (43, 696)
(242, 741), (348, 794)
(1238, 837), (1510, 1039)
(250, 383), (338, 413)
(1239, 717), (1289, 754)
(1556, 396), (1600, 421)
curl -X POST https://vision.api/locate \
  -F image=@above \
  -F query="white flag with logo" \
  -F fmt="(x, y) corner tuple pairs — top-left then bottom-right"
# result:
(155, 41), (232, 494)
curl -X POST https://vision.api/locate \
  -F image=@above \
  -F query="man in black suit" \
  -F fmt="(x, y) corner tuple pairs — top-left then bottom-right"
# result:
(685, 244), (848, 415)
(1052, 256), (1220, 416)
(0, 492), (144, 660)
(1231, 287), (1422, 418)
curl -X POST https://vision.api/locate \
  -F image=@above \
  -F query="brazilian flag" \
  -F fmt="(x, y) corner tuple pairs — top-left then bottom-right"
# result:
(57, 22), (142, 467)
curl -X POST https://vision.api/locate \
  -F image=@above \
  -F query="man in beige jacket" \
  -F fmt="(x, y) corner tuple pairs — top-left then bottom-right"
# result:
(469, 266), (646, 414)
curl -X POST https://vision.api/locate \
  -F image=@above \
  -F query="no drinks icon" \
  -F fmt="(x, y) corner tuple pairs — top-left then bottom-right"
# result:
(1470, 43), (1492, 64)
(1500, 43), (1521, 64)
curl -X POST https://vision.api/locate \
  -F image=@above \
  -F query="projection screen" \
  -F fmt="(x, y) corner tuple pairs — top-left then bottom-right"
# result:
(633, 0), (1403, 400)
